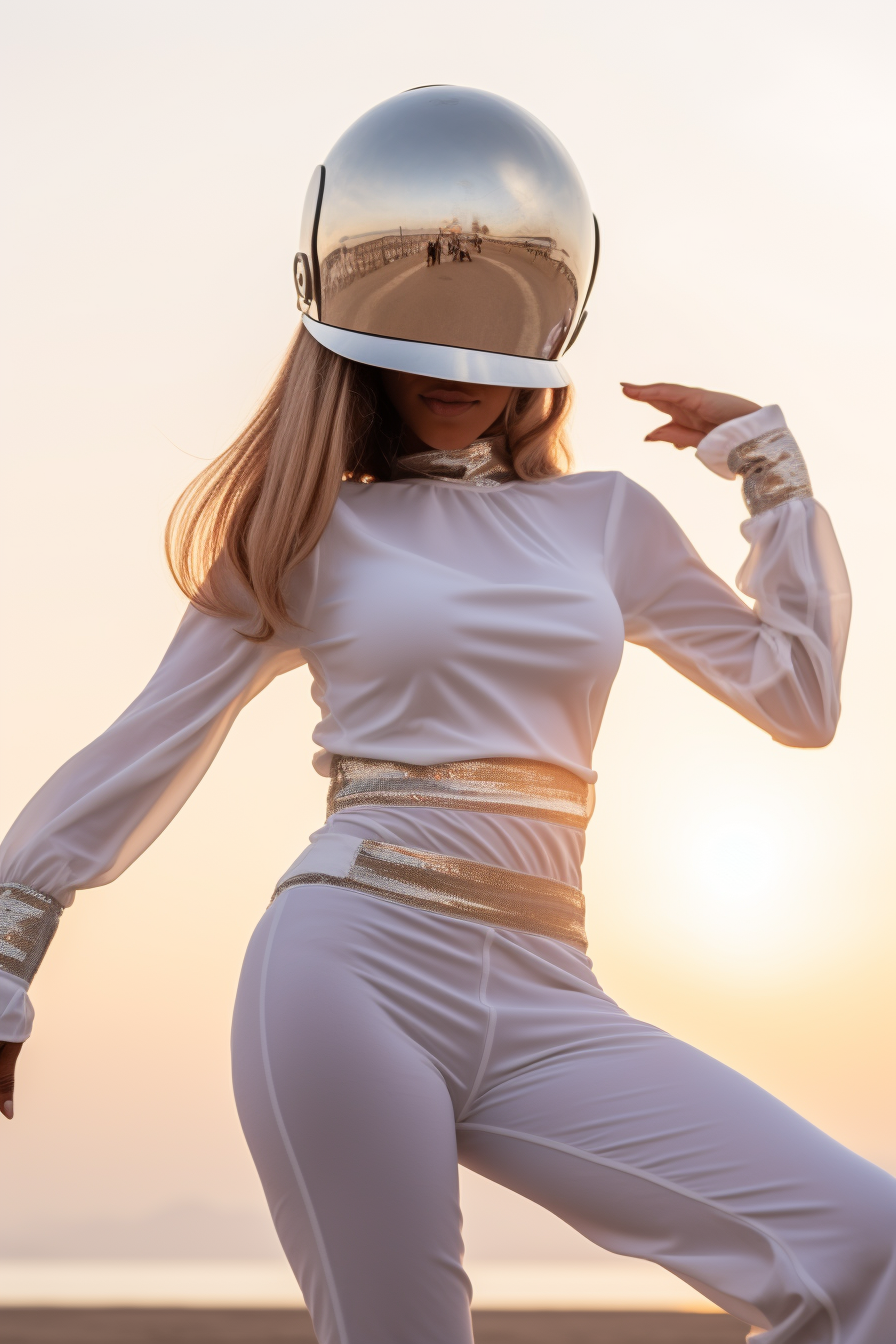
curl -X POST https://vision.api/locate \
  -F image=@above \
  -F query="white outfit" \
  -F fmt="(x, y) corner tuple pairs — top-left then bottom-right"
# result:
(233, 885), (895, 1344)
(3, 406), (893, 1342)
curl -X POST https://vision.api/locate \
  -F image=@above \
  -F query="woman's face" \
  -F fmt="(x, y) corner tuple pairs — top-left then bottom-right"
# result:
(381, 371), (512, 452)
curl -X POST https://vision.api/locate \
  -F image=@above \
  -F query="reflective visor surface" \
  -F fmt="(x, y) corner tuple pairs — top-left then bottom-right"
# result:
(305, 87), (594, 364)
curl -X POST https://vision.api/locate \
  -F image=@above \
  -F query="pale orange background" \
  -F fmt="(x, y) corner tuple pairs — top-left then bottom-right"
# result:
(1, 1), (894, 1260)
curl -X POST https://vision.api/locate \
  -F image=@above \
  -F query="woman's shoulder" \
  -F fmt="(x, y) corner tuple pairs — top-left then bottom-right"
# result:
(530, 471), (679, 546)
(531, 467), (646, 490)
(524, 468), (650, 506)
(549, 468), (668, 508)
(544, 468), (623, 488)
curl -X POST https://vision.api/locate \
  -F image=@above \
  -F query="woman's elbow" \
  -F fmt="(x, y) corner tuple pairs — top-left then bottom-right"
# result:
(758, 657), (841, 749)
(773, 713), (839, 750)
(799, 722), (837, 749)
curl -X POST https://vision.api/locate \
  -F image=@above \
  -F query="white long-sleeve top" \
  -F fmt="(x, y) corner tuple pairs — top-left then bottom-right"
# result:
(0, 406), (851, 1038)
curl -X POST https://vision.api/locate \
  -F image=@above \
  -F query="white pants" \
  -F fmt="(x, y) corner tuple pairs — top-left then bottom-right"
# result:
(231, 885), (896, 1344)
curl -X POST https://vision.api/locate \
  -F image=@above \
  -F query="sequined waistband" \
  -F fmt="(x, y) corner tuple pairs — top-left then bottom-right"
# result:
(327, 756), (594, 830)
(276, 840), (587, 951)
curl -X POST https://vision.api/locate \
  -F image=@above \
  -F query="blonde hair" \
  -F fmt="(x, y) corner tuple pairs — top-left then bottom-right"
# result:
(166, 323), (573, 641)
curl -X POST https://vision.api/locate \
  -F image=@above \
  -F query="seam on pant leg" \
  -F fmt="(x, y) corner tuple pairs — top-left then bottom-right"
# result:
(459, 1121), (840, 1343)
(457, 929), (497, 1124)
(259, 894), (349, 1344)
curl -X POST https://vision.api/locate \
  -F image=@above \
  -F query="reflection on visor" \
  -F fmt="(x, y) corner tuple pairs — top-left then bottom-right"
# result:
(320, 228), (578, 360)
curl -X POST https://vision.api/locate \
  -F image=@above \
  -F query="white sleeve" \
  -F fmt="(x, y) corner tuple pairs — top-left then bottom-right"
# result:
(604, 409), (850, 750)
(0, 603), (306, 1039)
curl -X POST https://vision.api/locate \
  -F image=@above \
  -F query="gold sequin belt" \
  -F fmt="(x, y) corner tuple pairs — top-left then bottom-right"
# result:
(276, 839), (587, 951)
(327, 755), (594, 830)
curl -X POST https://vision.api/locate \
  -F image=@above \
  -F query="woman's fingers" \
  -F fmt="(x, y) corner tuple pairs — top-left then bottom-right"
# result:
(622, 382), (760, 431)
(644, 421), (705, 449)
(622, 382), (715, 448)
(622, 381), (695, 404)
(0, 1040), (22, 1120)
(634, 400), (715, 433)
(621, 384), (716, 434)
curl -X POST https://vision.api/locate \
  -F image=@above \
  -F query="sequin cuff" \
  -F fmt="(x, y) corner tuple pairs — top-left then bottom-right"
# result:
(727, 427), (813, 516)
(0, 884), (63, 984)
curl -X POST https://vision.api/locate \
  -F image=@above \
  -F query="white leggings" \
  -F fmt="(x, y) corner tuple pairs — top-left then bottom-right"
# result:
(231, 885), (896, 1344)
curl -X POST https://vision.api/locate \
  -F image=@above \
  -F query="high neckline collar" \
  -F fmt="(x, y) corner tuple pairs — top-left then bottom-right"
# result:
(391, 436), (518, 488)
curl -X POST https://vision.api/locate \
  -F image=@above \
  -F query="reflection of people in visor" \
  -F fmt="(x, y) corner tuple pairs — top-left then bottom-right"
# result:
(1, 84), (888, 1344)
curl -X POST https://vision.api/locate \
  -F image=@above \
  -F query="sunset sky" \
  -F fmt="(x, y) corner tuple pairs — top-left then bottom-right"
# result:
(1, 0), (894, 1266)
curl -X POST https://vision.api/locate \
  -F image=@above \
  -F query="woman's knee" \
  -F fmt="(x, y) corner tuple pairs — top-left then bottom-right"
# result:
(813, 1161), (896, 1316)
(848, 1164), (896, 1263)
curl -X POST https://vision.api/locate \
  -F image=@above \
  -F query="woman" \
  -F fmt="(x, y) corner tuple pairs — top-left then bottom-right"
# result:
(1, 87), (893, 1343)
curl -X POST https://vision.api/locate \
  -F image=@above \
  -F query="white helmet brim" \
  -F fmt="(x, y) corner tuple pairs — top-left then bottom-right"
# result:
(303, 315), (571, 389)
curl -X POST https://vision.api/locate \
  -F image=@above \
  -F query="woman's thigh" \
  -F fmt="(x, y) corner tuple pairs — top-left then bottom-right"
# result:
(456, 935), (896, 1343)
(231, 889), (482, 1344)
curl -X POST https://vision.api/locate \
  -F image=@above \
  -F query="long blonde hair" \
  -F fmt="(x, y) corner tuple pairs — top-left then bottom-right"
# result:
(166, 323), (573, 640)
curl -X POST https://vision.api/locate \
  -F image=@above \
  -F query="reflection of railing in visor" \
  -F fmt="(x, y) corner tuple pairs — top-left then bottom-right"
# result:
(322, 233), (435, 296)
(320, 233), (578, 308)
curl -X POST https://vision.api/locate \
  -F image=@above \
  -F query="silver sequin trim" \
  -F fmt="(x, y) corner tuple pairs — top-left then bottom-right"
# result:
(328, 755), (594, 829)
(392, 435), (517, 487)
(727, 427), (812, 516)
(0, 883), (63, 984)
(276, 840), (587, 951)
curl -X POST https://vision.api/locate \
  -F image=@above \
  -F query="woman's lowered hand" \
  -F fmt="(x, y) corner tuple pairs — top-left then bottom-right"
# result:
(0, 1039), (22, 1119)
(621, 382), (760, 449)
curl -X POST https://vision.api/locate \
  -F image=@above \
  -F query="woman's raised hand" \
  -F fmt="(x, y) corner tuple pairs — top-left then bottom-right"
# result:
(621, 383), (760, 449)
(0, 1040), (22, 1119)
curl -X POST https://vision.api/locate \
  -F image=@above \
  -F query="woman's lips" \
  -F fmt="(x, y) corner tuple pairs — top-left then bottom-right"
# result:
(420, 392), (478, 418)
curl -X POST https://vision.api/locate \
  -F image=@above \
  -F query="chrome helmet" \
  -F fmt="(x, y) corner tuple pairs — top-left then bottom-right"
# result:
(294, 86), (598, 389)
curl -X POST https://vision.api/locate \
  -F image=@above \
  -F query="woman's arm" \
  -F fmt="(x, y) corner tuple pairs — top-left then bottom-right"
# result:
(605, 383), (850, 747)
(0, 602), (306, 1065)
